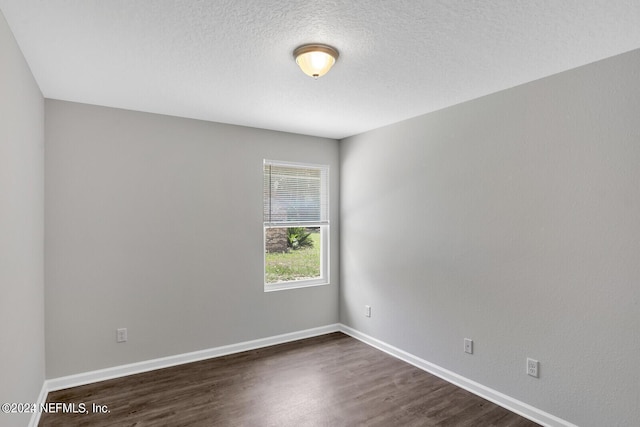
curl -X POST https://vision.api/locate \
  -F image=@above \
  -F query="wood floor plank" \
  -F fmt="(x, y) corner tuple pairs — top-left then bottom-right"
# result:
(39, 332), (540, 426)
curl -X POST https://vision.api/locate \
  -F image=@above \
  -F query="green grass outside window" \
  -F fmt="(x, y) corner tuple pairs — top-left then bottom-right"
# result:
(265, 231), (321, 283)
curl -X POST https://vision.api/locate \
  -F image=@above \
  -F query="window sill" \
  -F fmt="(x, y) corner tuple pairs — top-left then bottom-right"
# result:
(264, 280), (330, 292)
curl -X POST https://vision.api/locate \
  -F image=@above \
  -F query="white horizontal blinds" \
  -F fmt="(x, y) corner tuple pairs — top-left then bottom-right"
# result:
(263, 161), (329, 227)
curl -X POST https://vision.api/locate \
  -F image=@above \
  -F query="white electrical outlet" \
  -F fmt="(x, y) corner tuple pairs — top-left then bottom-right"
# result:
(464, 338), (473, 354)
(116, 328), (128, 343)
(527, 358), (539, 378)
(365, 305), (371, 317)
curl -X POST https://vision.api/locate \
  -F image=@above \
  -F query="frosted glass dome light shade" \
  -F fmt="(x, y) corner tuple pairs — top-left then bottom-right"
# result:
(294, 44), (339, 79)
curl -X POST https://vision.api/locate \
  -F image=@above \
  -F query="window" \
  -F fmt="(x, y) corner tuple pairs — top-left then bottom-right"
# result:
(263, 160), (329, 291)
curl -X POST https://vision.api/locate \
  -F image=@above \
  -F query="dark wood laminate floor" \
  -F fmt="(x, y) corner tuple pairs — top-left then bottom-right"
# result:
(40, 333), (539, 426)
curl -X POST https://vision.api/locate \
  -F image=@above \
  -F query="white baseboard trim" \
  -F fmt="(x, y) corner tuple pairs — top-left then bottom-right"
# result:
(27, 381), (49, 427)
(44, 323), (340, 394)
(338, 324), (577, 427)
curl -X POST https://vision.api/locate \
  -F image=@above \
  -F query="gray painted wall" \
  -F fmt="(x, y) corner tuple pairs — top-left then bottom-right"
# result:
(0, 10), (45, 427)
(45, 100), (340, 378)
(340, 49), (640, 427)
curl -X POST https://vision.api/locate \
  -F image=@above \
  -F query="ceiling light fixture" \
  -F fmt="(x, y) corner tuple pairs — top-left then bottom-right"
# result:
(293, 44), (339, 79)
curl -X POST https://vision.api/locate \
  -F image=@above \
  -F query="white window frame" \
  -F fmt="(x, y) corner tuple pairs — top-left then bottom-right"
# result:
(263, 159), (330, 292)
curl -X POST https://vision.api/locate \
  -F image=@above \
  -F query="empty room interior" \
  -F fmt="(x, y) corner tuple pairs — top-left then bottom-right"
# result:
(2, 2), (639, 426)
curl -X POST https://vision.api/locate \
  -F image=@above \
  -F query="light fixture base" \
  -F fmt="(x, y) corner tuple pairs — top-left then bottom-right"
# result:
(293, 44), (339, 78)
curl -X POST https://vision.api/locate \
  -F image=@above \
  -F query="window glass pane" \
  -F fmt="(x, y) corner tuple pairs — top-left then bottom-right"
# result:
(265, 227), (321, 284)
(263, 160), (329, 290)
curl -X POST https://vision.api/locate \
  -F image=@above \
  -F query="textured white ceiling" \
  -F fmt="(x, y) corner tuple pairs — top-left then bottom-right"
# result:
(1, 1), (640, 139)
